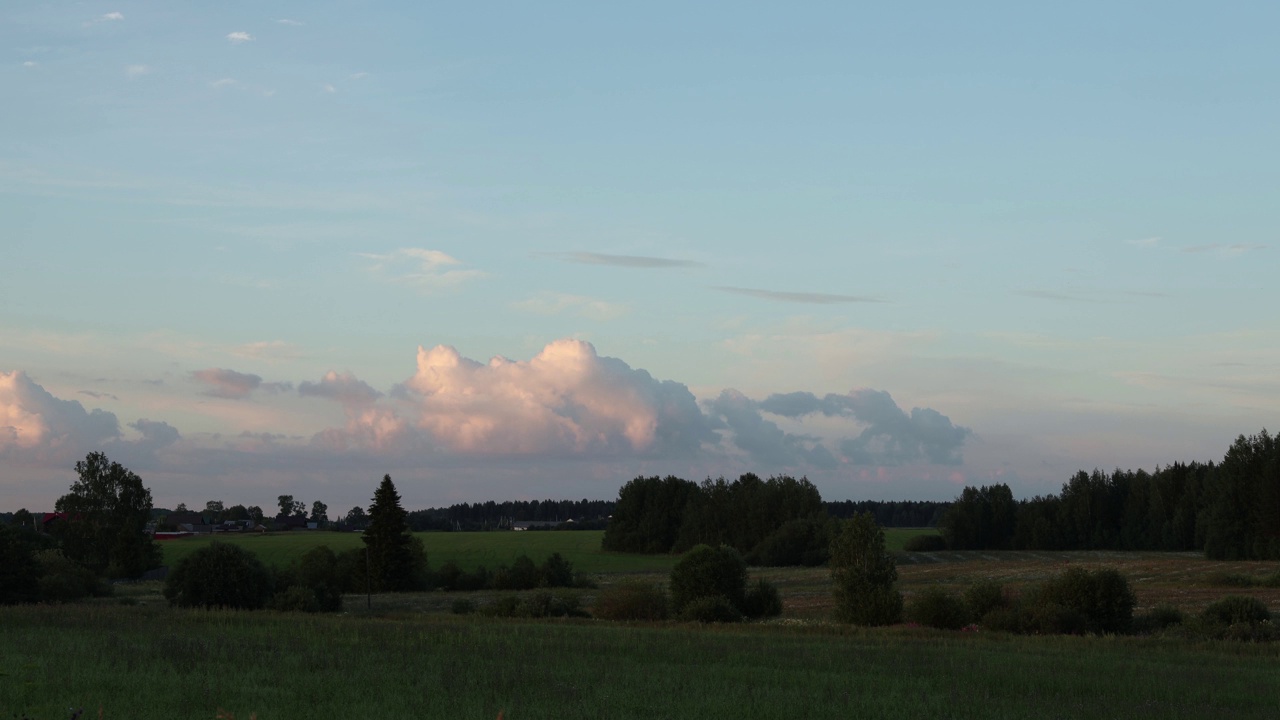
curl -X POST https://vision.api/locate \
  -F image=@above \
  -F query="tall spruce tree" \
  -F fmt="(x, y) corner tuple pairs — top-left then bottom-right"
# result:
(362, 474), (415, 591)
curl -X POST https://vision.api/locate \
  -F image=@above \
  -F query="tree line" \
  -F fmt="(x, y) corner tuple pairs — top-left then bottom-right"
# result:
(940, 429), (1280, 559)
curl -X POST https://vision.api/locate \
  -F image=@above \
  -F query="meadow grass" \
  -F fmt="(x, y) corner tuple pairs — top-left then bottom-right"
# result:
(4, 602), (1280, 720)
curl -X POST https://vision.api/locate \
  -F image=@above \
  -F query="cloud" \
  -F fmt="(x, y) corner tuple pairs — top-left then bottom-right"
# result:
(550, 252), (704, 269)
(358, 248), (485, 291)
(277, 19), (303, 26)
(350, 72), (369, 80)
(512, 292), (626, 321)
(755, 389), (971, 465)
(0, 370), (120, 460)
(191, 369), (291, 399)
(231, 341), (303, 362)
(78, 390), (119, 401)
(361, 339), (718, 457)
(1125, 237), (1160, 248)
(1182, 243), (1266, 255)
(299, 371), (382, 409)
(211, 78), (236, 89)
(226, 32), (254, 44)
(125, 65), (151, 78)
(102, 12), (124, 21)
(715, 287), (885, 304)
(322, 83), (337, 93)
(703, 389), (839, 469)
(129, 419), (180, 452)
(22, 61), (38, 68)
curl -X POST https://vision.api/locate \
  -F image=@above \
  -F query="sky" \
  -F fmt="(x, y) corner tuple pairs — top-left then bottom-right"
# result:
(2, 2), (1278, 514)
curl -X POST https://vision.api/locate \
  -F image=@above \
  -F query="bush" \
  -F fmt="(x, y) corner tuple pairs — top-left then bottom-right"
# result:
(0, 526), (45, 605)
(592, 580), (670, 621)
(980, 606), (1024, 633)
(1132, 604), (1184, 634)
(1033, 567), (1135, 634)
(269, 584), (321, 613)
(903, 534), (947, 553)
(494, 555), (541, 591)
(964, 580), (1009, 620)
(35, 550), (110, 603)
(1022, 602), (1087, 635)
(539, 552), (575, 588)
(741, 579), (783, 619)
(479, 592), (585, 619)
(1201, 595), (1271, 626)
(906, 588), (970, 630)
(450, 598), (476, 615)
(679, 595), (743, 623)
(163, 541), (274, 610)
(1204, 571), (1256, 588)
(669, 545), (747, 615)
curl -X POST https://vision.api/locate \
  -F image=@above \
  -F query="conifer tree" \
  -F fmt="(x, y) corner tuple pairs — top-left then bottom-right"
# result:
(362, 474), (415, 591)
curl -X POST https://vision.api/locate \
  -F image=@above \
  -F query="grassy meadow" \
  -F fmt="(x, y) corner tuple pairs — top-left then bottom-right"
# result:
(8, 528), (1280, 719)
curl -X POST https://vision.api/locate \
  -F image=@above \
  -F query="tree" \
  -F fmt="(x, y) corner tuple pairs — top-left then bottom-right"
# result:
(669, 544), (748, 617)
(0, 525), (44, 604)
(175, 502), (188, 512)
(12, 508), (34, 530)
(344, 506), (368, 529)
(246, 505), (264, 525)
(163, 541), (274, 610)
(205, 500), (224, 515)
(277, 494), (305, 518)
(362, 475), (416, 592)
(830, 513), (902, 626)
(54, 452), (161, 578)
(310, 501), (329, 526)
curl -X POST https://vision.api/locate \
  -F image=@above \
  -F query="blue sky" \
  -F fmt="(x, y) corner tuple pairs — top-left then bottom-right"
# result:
(2, 2), (1277, 513)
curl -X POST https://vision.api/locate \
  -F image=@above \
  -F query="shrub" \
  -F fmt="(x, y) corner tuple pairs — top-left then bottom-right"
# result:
(741, 578), (783, 619)
(903, 534), (947, 553)
(269, 584), (321, 613)
(964, 580), (1009, 620)
(1204, 571), (1256, 588)
(1022, 602), (1087, 635)
(593, 580), (670, 621)
(830, 513), (902, 626)
(479, 592), (585, 619)
(450, 598), (476, 615)
(163, 541), (274, 610)
(669, 545), (747, 615)
(1033, 567), (1135, 634)
(1132, 604), (1184, 634)
(1201, 595), (1271, 626)
(980, 607), (1024, 633)
(494, 555), (540, 591)
(0, 526), (44, 605)
(539, 553), (575, 588)
(679, 595), (743, 623)
(35, 550), (110, 603)
(906, 588), (970, 630)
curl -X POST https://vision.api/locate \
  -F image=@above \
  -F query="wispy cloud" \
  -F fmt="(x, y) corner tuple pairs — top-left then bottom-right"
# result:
(350, 72), (369, 80)
(1125, 237), (1160, 248)
(358, 248), (485, 292)
(210, 78), (236, 89)
(277, 19), (303, 26)
(1182, 243), (1266, 255)
(322, 83), (337, 93)
(191, 368), (292, 399)
(512, 292), (627, 321)
(78, 390), (119, 401)
(715, 286), (885, 304)
(226, 31), (254, 44)
(550, 251), (704, 269)
(125, 64), (151, 78)
(1013, 289), (1107, 303)
(102, 12), (124, 21)
(22, 61), (38, 68)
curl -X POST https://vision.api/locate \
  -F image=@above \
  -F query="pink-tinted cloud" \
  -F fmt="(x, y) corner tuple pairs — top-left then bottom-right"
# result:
(379, 339), (715, 456)
(0, 370), (119, 461)
(299, 371), (382, 408)
(191, 368), (291, 399)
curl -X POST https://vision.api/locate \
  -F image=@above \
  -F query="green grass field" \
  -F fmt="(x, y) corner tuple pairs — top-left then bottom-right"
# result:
(159, 527), (940, 575)
(5, 603), (1280, 720)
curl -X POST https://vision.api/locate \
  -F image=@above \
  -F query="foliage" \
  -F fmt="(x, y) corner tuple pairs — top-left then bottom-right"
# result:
(591, 580), (670, 621)
(963, 580), (1009, 620)
(478, 591), (585, 619)
(747, 518), (832, 566)
(0, 524), (44, 604)
(288, 545), (343, 612)
(35, 549), (111, 602)
(830, 513), (902, 626)
(54, 452), (161, 578)
(362, 474), (419, 592)
(539, 552), (575, 588)
(740, 578), (783, 619)
(450, 598), (476, 614)
(939, 483), (1017, 550)
(493, 554), (540, 590)
(277, 495), (305, 518)
(669, 544), (748, 616)
(679, 595), (744, 623)
(902, 533), (948, 552)
(1201, 595), (1271, 626)
(163, 541), (274, 610)
(602, 475), (701, 553)
(1030, 567), (1136, 634)
(1132, 604), (1184, 634)
(906, 588), (970, 630)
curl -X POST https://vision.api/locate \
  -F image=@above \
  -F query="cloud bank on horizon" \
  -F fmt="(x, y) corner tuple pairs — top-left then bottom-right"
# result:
(1, 340), (971, 506)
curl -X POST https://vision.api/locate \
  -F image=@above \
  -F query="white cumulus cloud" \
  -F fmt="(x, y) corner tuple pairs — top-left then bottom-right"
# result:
(0, 370), (120, 461)
(226, 31), (254, 44)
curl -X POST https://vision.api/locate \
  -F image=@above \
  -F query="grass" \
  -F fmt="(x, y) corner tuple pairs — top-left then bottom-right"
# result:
(5, 603), (1280, 720)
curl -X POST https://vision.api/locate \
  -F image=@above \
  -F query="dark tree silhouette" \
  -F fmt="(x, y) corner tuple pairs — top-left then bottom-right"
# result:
(362, 474), (416, 592)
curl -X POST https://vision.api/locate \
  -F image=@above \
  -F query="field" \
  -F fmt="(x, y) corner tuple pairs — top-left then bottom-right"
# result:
(7, 529), (1280, 719)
